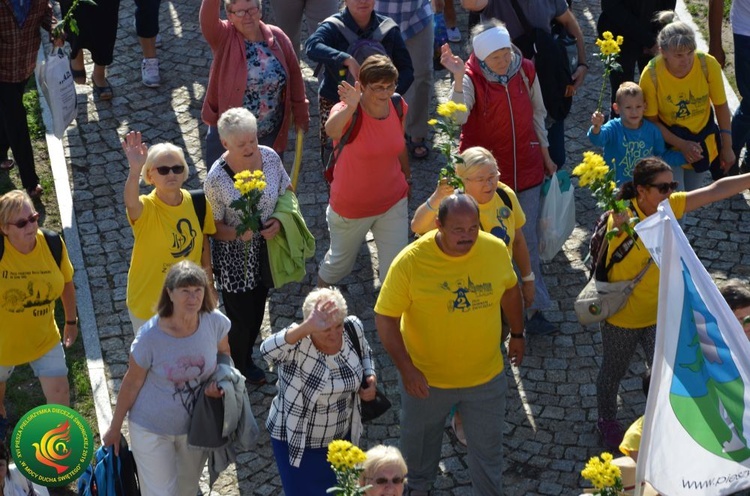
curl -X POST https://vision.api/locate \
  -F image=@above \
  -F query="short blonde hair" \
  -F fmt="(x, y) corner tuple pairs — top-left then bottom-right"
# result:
(457, 146), (499, 179)
(302, 287), (348, 323)
(0, 190), (33, 233)
(361, 445), (407, 482)
(218, 107), (258, 142)
(615, 81), (644, 103)
(142, 143), (189, 186)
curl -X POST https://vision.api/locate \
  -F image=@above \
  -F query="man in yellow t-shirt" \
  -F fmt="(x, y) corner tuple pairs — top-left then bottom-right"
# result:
(375, 194), (525, 495)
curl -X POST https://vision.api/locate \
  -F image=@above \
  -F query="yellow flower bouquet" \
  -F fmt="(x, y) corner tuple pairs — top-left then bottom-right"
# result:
(428, 101), (467, 190)
(230, 169), (267, 237)
(327, 440), (369, 495)
(581, 452), (625, 496)
(595, 31), (624, 112)
(572, 152), (637, 240)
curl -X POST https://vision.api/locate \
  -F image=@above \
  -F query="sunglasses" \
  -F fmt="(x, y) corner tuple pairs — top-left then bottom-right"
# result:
(8, 212), (40, 229)
(648, 181), (679, 194)
(370, 476), (406, 485)
(155, 165), (186, 176)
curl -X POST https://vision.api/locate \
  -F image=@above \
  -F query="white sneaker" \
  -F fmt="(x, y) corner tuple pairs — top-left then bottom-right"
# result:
(447, 26), (461, 42)
(141, 58), (160, 87)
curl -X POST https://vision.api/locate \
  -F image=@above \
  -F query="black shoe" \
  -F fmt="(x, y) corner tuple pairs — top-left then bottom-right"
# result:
(245, 361), (267, 385)
(525, 312), (557, 336)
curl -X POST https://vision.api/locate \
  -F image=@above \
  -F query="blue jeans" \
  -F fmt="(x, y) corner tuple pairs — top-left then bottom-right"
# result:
(399, 373), (507, 494)
(547, 119), (566, 169)
(517, 183), (552, 311)
(271, 438), (337, 496)
(733, 33), (750, 162)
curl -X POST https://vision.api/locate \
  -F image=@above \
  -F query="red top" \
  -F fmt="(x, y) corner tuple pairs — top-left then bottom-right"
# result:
(329, 98), (409, 218)
(0, 0), (54, 83)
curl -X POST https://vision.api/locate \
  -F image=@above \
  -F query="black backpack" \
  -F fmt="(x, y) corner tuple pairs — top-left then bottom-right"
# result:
(187, 189), (206, 231)
(316, 15), (399, 85)
(0, 228), (62, 266)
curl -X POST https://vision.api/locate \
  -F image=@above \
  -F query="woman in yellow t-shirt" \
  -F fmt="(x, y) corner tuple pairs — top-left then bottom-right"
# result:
(122, 132), (217, 335)
(640, 12), (735, 191)
(596, 157), (750, 450)
(0, 190), (78, 440)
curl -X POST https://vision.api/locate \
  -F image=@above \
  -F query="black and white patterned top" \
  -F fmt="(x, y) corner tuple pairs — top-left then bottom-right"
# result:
(204, 146), (291, 293)
(260, 316), (375, 468)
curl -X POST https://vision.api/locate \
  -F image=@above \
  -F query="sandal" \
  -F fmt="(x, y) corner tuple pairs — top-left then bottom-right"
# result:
(0, 159), (14, 170)
(27, 184), (43, 199)
(70, 61), (86, 84)
(93, 79), (113, 101)
(407, 137), (429, 160)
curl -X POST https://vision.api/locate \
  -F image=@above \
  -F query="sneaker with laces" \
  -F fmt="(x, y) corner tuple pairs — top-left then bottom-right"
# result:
(141, 58), (160, 88)
(446, 26), (461, 42)
(597, 418), (624, 449)
(525, 311), (557, 336)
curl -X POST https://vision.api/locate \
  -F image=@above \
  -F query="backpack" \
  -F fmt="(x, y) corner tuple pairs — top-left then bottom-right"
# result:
(0, 228), (62, 266)
(317, 16), (399, 85)
(77, 438), (140, 496)
(187, 189), (206, 232)
(648, 51), (708, 93)
(586, 205), (639, 282)
(323, 93), (404, 184)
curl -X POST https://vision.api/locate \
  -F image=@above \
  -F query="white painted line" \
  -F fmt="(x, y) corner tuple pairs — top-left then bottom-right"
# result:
(35, 44), (113, 437)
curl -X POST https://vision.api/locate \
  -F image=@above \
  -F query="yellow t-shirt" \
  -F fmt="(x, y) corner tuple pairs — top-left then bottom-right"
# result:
(127, 189), (217, 320)
(640, 52), (726, 165)
(606, 193), (686, 328)
(0, 231), (74, 366)
(375, 230), (518, 388)
(479, 182), (526, 258)
(619, 416), (644, 457)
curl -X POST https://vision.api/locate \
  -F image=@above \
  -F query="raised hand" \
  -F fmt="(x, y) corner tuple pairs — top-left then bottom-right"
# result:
(122, 131), (149, 172)
(440, 43), (465, 78)
(338, 80), (362, 109)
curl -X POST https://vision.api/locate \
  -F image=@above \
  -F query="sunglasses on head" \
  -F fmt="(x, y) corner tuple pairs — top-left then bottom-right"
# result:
(648, 181), (678, 194)
(155, 165), (186, 176)
(371, 476), (406, 485)
(8, 212), (40, 229)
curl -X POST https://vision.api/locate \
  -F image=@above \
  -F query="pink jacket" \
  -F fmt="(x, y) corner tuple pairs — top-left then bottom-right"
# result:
(200, 0), (309, 153)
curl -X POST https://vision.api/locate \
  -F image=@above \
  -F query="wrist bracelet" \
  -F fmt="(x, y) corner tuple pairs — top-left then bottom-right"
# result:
(425, 200), (437, 212)
(66, 319), (77, 326)
(521, 272), (535, 282)
(720, 129), (732, 135)
(577, 62), (589, 69)
(510, 332), (525, 339)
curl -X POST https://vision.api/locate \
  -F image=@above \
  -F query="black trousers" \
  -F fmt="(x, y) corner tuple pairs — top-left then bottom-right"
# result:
(608, 47), (652, 116)
(0, 79), (39, 190)
(222, 284), (269, 374)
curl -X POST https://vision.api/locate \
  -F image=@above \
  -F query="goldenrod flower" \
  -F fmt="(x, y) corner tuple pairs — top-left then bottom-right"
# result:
(581, 452), (624, 495)
(427, 118), (438, 126)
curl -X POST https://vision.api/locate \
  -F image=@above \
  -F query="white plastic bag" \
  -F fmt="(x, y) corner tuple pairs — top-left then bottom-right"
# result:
(36, 47), (77, 139)
(538, 171), (575, 261)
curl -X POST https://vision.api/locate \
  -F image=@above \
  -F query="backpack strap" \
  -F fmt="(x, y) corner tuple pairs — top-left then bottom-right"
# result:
(495, 187), (513, 212)
(41, 228), (63, 268)
(596, 202), (640, 281)
(187, 189), (206, 232)
(343, 317), (362, 360)
(649, 52), (709, 95)
(518, 65), (531, 96)
(370, 17), (398, 42)
(325, 16), (359, 45)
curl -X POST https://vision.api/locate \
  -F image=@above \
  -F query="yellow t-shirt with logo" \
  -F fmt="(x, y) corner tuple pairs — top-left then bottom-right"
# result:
(0, 231), (74, 366)
(375, 230), (518, 388)
(127, 189), (217, 320)
(479, 182), (526, 258)
(641, 52), (726, 166)
(606, 193), (686, 329)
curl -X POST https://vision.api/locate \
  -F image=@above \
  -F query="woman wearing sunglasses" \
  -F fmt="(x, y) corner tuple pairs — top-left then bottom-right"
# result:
(0, 190), (78, 440)
(122, 131), (217, 335)
(359, 445), (407, 496)
(595, 156), (750, 450)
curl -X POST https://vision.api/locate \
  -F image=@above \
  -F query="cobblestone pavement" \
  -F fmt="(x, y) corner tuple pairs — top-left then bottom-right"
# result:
(60, 0), (750, 494)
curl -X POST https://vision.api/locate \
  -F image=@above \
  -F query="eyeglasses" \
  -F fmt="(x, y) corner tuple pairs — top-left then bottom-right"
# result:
(368, 476), (406, 485)
(228, 6), (259, 17)
(155, 165), (186, 176)
(464, 173), (500, 186)
(647, 181), (679, 194)
(367, 83), (396, 93)
(8, 212), (40, 229)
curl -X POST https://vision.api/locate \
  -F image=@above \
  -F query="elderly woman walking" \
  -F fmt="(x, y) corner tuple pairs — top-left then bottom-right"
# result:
(204, 107), (289, 384)
(0, 190), (77, 441)
(261, 287), (377, 495)
(441, 20), (557, 335)
(102, 260), (231, 496)
(123, 131), (217, 334)
(200, 0), (309, 167)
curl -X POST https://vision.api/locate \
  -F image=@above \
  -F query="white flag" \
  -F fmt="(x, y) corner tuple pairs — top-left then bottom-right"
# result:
(634, 200), (750, 495)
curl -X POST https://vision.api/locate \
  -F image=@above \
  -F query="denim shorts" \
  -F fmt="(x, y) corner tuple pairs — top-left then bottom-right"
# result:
(0, 342), (68, 382)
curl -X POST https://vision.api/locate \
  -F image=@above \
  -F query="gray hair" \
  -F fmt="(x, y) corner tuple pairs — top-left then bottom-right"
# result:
(217, 107), (258, 142)
(361, 445), (407, 482)
(458, 146), (499, 179)
(302, 287), (348, 322)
